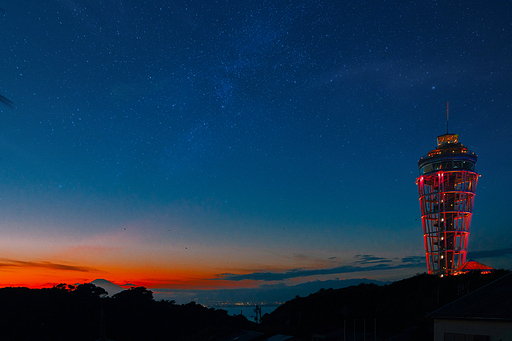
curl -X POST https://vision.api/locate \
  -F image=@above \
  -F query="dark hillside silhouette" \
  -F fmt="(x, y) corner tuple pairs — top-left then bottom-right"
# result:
(0, 284), (253, 341)
(259, 270), (509, 340)
(0, 272), (508, 340)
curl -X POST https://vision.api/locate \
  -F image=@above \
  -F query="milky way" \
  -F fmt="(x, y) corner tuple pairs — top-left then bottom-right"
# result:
(0, 1), (510, 294)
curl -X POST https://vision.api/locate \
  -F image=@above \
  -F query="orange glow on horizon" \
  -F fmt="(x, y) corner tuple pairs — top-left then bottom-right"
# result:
(0, 256), (265, 291)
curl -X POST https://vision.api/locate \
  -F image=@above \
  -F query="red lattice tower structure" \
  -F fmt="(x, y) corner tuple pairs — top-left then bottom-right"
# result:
(416, 133), (479, 276)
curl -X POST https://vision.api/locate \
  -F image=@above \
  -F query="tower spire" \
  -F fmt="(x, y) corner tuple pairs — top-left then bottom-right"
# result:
(446, 101), (449, 134)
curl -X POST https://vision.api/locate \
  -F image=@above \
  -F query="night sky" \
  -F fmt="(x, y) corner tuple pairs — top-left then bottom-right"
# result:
(0, 1), (511, 301)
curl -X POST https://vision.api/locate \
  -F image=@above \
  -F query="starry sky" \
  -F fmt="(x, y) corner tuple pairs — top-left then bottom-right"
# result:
(0, 1), (511, 300)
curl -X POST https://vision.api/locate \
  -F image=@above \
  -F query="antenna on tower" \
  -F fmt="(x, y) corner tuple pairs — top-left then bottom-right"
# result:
(446, 101), (449, 134)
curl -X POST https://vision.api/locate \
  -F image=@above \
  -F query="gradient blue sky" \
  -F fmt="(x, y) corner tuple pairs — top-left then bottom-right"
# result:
(0, 1), (511, 299)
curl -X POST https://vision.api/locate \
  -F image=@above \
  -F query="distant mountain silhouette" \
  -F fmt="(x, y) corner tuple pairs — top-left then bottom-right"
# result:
(153, 278), (390, 305)
(91, 279), (126, 296)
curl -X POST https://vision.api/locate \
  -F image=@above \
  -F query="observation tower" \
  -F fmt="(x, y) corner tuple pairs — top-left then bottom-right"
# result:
(416, 132), (479, 276)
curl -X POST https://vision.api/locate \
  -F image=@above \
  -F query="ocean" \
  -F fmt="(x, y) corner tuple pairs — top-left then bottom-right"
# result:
(216, 306), (278, 320)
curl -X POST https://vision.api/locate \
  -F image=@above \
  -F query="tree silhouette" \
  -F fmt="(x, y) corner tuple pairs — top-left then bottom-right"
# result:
(0, 284), (253, 341)
(73, 283), (108, 299)
(111, 286), (153, 302)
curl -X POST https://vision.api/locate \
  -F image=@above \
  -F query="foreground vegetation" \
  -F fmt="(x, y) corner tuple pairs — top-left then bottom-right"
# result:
(260, 270), (510, 340)
(0, 284), (251, 340)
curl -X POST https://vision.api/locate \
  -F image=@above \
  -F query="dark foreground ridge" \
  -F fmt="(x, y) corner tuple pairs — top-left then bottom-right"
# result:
(0, 270), (508, 340)
(0, 284), (252, 341)
(259, 270), (509, 340)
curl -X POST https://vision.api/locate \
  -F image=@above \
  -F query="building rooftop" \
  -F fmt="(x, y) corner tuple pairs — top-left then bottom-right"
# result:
(437, 133), (459, 147)
(455, 260), (495, 274)
(417, 133), (478, 170)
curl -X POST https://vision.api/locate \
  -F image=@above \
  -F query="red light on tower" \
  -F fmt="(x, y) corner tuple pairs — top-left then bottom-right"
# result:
(417, 133), (478, 276)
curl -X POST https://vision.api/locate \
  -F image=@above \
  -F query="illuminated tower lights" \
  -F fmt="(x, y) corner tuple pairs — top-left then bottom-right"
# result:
(416, 133), (479, 276)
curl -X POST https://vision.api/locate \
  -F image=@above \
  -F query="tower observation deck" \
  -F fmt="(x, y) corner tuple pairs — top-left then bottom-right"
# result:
(416, 133), (479, 276)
